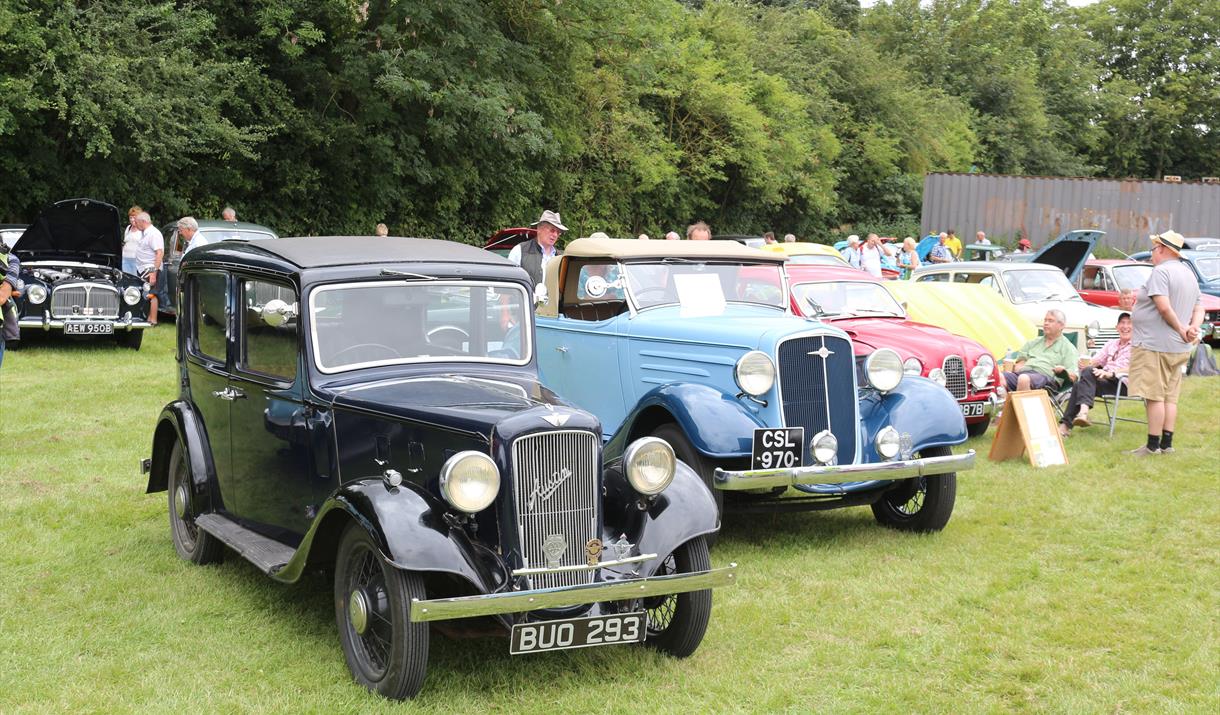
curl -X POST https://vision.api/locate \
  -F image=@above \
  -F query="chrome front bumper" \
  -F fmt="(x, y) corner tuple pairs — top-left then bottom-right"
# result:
(409, 563), (737, 622)
(714, 450), (975, 491)
(20, 316), (150, 331)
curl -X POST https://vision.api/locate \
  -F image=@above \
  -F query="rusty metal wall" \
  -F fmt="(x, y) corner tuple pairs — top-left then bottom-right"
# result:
(921, 173), (1220, 253)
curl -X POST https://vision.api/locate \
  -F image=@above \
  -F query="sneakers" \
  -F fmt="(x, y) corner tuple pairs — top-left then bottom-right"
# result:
(1160, 446), (1175, 454)
(1126, 445), (1160, 457)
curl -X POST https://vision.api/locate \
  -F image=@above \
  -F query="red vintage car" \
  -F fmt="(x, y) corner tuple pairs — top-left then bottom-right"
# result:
(787, 264), (1001, 437)
(1077, 259), (1220, 343)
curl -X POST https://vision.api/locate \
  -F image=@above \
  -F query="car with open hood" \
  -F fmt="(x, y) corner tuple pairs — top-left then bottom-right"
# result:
(142, 236), (733, 699)
(786, 264), (1002, 437)
(9, 198), (151, 348)
(157, 218), (279, 316)
(533, 237), (975, 531)
(911, 230), (1123, 354)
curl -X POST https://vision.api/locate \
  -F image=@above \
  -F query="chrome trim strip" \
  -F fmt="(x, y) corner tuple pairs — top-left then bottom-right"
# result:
(714, 449), (975, 491)
(512, 552), (657, 577)
(409, 563), (738, 622)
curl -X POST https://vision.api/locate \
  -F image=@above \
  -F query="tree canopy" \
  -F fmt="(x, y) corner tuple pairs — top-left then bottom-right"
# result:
(0, 0), (1214, 241)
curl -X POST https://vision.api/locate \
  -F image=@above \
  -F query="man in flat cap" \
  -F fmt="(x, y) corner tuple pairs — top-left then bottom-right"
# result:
(510, 209), (566, 289)
(1126, 230), (1204, 456)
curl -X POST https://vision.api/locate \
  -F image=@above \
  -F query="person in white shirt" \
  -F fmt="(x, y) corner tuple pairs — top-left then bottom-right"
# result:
(179, 216), (208, 254)
(133, 212), (165, 323)
(975, 230), (990, 245)
(122, 205), (143, 275)
(509, 210), (566, 289)
(221, 206), (237, 222)
(859, 233), (884, 278)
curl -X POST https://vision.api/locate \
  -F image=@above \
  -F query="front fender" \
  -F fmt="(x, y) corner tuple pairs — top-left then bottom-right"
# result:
(147, 401), (216, 496)
(602, 459), (720, 578)
(273, 480), (506, 593)
(860, 377), (968, 459)
(608, 382), (765, 461)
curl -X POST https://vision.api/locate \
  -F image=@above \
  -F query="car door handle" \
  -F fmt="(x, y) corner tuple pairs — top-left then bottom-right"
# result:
(211, 387), (247, 401)
(555, 346), (569, 353)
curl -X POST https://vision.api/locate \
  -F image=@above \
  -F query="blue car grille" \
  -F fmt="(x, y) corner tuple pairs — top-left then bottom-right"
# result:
(776, 335), (857, 465)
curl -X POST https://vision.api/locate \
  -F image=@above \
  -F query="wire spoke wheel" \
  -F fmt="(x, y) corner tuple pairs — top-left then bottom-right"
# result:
(871, 446), (958, 532)
(335, 524), (429, 700)
(640, 537), (712, 658)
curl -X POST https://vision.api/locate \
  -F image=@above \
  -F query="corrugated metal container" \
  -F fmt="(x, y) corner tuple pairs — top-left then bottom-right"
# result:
(921, 173), (1220, 253)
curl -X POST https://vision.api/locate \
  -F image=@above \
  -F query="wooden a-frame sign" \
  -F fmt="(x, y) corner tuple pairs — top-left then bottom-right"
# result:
(988, 390), (1068, 467)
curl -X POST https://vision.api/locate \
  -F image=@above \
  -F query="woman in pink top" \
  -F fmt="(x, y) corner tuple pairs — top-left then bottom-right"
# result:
(1058, 312), (1134, 434)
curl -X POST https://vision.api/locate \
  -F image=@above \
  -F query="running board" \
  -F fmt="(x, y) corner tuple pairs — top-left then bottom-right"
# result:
(195, 514), (296, 574)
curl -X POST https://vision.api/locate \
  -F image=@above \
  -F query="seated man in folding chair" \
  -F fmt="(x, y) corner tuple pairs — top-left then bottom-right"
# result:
(1058, 311), (1133, 436)
(1001, 309), (1079, 393)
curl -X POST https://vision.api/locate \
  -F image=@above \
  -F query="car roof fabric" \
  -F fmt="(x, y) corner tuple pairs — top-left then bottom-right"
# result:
(561, 237), (785, 262)
(241, 236), (513, 269)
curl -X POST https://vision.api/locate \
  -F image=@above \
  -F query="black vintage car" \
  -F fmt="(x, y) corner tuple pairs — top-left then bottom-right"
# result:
(11, 198), (152, 348)
(143, 236), (734, 699)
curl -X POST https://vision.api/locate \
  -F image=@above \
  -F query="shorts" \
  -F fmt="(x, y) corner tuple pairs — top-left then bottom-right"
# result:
(1003, 370), (1054, 391)
(1127, 346), (1189, 402)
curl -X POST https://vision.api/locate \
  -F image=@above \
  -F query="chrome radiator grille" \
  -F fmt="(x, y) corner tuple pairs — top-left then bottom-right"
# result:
(776, 335), (858, 465)
(943, 355), (967, 399)
(511, 431), (600, 590)
(1092, 328), (1119, 347)
(50, 284), (120, 319)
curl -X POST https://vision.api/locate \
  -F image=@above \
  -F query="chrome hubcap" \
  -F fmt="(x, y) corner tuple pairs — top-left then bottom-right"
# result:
(349, 589), (370, 635)
(174, 485), (189, 519)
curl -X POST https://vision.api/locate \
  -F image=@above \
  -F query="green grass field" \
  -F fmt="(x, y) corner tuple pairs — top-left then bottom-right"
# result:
(1, 327), (1217, 713)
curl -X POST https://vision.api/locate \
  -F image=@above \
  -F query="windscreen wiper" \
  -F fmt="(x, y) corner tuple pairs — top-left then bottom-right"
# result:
(380, 269), (438, 280)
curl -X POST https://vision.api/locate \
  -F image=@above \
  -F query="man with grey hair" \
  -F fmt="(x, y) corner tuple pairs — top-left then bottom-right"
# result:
(783, 233), (796, 243)
(133, 212), (165, 323)
(221, 206), (237, 222)
(840, 234), (861, 269)
(179, 216), (208, 253)
(686, 221), (711, 241)
(664, 231), (681, 241)
(1001, 309), (1078, 391)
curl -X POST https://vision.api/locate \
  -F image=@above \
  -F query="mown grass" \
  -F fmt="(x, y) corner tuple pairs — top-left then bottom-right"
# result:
(1, 327), (1217, 713)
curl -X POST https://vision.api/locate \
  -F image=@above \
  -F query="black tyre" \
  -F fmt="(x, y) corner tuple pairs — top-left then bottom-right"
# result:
(966, 419), (989, 438)
(167, 441), (223, 565)
(116, 329), (143, 350)
(643, 536), (713, 658)
(334, 524), (429, 700)
(652, 424), (723, 515)
(870, 446), (957, 532)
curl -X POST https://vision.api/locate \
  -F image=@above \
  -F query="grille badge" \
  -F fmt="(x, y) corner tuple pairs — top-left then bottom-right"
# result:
(585, 538), (603, 566)
(542, 534), (567, 569)
(526, 467), (572, 511)
(541, 407), (571, 427)
(807, 346), (834, 359)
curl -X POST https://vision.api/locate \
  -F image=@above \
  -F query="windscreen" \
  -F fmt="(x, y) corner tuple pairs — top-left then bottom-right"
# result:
(621, 260), (786, 315)
(1002, 269), (1081, 303)
(792, 280), (905, 318)
(310, 281), (529, 372)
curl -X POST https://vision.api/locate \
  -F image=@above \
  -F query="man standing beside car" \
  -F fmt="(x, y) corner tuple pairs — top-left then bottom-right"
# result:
(509, 209), (566, 289)
(0, 241), (19, 369)
(133, 212), (165, 324)
(1126, 230), (1203, 456)
(179, 217), (208, 254)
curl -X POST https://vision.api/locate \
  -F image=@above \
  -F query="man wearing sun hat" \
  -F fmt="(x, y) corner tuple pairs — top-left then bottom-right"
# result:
(1126, 229), (1204, 456)
(510, 209), (567, 289)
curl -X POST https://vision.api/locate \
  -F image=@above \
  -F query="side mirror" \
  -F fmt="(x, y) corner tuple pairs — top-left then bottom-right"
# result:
(257, 298), (298, 327)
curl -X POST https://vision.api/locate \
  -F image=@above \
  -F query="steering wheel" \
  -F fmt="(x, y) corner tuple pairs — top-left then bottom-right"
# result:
(427, 325), (469, 350)
(331, 343), (402, 363)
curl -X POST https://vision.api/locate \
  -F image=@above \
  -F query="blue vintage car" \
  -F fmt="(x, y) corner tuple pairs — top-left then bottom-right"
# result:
(535, 238), (975, 531)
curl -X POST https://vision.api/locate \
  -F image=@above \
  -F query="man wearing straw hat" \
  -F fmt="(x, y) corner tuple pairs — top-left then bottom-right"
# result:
(1126, 230), (1204, 456)
(510, 209), (566, 289)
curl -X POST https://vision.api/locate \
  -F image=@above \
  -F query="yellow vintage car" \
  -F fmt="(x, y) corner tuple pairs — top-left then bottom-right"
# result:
(883, 281), (1035, 359)
(760, 242), (849, 266)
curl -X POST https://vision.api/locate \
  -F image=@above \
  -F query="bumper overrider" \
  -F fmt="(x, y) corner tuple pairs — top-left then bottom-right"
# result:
(409, 563), (737, 622)
(714, 449), (976, 491)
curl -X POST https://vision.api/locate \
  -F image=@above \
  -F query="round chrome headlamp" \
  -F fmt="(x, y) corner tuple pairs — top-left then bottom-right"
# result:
(810, 429), (838, 464)
(439, 451), (500, 513)
(971, 354), (995, 390)
(875, 426), (901, 460)
(27, 284), (48, 305)
(123, 286), (142, 306)
(623, 437), (676, 495)
(865, 348), (903, 392)
(902, 357), (923, 376)
(734, 350), (776, 396)
(928, 367), (947, 387)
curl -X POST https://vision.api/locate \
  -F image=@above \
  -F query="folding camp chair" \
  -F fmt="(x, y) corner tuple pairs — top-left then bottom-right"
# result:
(1098, 375), (1146, 437)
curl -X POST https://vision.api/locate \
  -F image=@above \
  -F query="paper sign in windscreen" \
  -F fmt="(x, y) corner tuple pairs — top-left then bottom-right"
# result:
(673, 273), (727, 318)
